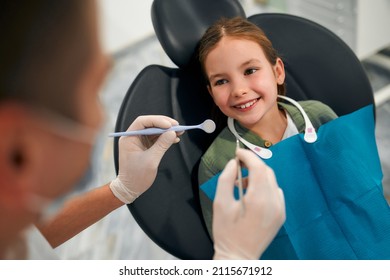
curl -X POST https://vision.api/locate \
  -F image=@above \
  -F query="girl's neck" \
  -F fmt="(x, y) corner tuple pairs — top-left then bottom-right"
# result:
(244, 106), (287, 145)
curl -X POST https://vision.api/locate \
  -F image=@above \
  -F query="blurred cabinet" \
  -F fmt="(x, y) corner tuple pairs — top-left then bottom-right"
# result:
(287, 0), (390, 59)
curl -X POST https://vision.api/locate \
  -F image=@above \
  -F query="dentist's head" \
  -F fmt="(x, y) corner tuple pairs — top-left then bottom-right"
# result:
(0, 0), (110, 256)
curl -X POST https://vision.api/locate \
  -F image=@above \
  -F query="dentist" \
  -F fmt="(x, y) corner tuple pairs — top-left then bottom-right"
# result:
(0, 0), (285, 260)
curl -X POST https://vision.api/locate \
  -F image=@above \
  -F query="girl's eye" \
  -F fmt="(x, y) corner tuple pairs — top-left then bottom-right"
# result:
(214, 79), (228, 86)
(244, 68), (257, 75)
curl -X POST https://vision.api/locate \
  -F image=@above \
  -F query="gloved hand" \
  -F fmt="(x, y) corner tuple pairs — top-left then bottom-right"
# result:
(110, 116), (181, 204)
(212, 148), (286, 260)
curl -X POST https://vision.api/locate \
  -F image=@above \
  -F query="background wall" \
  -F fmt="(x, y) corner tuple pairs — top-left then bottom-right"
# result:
(98, 0), (155, 53)
(98, 0), (390, 60)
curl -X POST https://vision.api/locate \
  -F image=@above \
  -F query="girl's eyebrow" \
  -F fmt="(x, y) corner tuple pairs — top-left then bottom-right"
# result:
(241, 58), (261, 67)
(208, 72), (224, 82)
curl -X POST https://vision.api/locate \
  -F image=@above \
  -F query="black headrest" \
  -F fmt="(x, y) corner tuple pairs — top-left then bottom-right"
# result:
(151, 0), (246, 68)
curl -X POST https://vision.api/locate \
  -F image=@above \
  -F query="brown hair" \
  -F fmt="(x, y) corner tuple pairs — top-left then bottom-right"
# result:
(0, 0), (94, 120)
(198, 16), (286, 96)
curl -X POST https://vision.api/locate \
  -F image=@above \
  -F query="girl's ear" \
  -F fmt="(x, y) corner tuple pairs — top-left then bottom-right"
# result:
(274, 58), (285, 85)
(207, 85), (214, 98)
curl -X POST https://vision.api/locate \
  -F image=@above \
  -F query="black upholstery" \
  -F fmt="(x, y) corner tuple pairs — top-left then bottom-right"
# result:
(114, 65), (216, 260)
(114, 0), (245, 260)
(151, 0), (246, 68)
(113, 0), (374, 260)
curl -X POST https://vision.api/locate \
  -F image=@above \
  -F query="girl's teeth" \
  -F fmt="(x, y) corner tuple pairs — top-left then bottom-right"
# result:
(238, 99), (256, 109)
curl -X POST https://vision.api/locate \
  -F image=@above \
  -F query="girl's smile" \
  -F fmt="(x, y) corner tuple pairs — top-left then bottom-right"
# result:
(233, 97), (261, 111)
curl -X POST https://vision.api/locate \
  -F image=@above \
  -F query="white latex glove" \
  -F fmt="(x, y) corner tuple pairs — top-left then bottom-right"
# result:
(110, 116), (181, 204)
(212, 148), (286, 260)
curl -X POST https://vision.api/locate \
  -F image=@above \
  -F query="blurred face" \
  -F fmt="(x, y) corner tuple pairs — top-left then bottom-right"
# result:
(0, 1), (110, 245)
(205, 37), (285, 130)
(0, 0), (111, 248)
(29, 0), (111, 201)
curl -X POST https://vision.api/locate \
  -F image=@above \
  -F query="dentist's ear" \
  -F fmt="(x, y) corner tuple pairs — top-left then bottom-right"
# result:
(0, 104), (29, 209)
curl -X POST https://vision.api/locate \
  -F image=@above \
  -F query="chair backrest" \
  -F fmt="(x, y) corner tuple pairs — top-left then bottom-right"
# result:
(113, 0), (374, 259)
(114, 0), (245, 260)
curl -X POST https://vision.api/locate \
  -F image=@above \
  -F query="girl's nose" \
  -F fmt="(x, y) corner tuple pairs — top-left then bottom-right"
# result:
(231, 79), (248, 98)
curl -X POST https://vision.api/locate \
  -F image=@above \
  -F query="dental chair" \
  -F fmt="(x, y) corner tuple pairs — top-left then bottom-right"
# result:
(113, 0), (374, 259)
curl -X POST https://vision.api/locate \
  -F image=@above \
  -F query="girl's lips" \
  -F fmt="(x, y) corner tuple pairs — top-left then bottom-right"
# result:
(233, 98), (260, 111)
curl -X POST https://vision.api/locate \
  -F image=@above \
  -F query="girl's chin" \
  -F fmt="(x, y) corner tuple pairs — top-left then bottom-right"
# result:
(224, 108), (263, 125)
(235, 117), (262, 128)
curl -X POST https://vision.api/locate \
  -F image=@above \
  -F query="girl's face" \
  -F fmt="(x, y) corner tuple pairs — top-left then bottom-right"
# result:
(205, 37), (285, 129)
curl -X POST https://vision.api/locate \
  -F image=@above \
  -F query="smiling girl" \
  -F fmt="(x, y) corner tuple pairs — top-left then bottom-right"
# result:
(198, 17), (338, 239)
